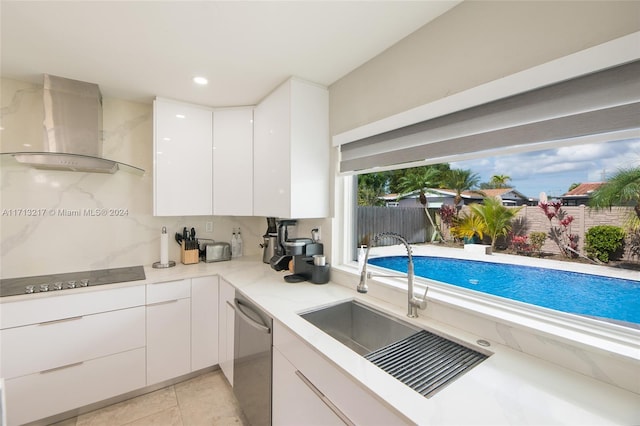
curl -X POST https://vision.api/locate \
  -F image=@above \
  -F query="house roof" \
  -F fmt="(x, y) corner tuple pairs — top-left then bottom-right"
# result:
(380, 187), (531, 201)
(562, 182), (605, 197)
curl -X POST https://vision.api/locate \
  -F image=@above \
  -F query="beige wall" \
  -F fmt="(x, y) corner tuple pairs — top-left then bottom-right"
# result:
(329, 1), (640, 135)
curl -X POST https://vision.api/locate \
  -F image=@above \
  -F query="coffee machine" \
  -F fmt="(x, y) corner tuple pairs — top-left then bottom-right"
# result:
(269, 220), (330, 284)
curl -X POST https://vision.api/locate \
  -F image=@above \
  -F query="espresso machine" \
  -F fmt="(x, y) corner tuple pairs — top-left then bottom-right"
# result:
(269, 220), (330, 284)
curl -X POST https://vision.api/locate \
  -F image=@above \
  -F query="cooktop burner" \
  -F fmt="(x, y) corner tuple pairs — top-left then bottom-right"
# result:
(0, 265), (146, 297)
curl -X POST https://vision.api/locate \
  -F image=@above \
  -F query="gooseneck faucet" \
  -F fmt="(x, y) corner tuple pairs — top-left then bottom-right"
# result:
(357, 233), (428, 318)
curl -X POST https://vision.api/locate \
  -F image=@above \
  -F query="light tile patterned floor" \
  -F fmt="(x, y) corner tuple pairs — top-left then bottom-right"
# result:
(51, 370), (247, 426)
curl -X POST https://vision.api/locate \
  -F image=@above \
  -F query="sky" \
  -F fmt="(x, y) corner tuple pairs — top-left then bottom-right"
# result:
(451, 138), (640, 199)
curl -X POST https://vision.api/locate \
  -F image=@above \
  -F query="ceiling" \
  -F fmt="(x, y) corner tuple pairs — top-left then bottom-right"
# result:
(1, 1), (461, 107)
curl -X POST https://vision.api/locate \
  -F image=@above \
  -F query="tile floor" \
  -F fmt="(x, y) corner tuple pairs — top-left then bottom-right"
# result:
(51, 370), (247, 426)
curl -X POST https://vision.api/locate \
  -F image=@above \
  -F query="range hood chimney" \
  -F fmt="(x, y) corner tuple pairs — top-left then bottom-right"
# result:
(7, 74), (144, 174)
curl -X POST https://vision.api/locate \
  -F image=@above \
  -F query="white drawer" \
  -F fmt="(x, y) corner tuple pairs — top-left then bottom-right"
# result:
(147, 279), (190, 304)
(0, 285), (145, 329)
(274, 321), (408, 425)
(0, 306), (145, 379)
(4, 348), (146, 426)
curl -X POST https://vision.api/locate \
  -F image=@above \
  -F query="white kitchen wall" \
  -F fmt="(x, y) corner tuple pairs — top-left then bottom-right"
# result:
(0, 78), (264, 278)
(329, 1), (640, 135)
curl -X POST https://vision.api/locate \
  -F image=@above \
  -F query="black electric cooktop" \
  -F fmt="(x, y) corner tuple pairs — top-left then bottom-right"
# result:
(0, 265), (146, 297)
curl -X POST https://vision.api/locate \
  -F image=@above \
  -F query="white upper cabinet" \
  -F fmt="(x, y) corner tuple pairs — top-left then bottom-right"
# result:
(253, 78), (329, 219)
(154, 98), (213, 216)
(213, 108), (254, 216)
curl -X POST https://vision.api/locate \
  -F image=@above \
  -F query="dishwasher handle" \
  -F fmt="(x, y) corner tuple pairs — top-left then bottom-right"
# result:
(234, 298), (271, 334)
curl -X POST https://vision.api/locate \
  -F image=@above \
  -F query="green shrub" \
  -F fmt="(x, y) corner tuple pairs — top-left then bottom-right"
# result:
(529, 232), (547, 256)
(585, 225), (626, 263)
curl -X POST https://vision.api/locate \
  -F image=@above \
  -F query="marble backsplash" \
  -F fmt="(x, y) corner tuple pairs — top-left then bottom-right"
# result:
(0, 77), (271, 278)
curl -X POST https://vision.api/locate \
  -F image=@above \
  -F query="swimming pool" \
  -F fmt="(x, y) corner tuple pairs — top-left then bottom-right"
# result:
(367, 256), (640, 326)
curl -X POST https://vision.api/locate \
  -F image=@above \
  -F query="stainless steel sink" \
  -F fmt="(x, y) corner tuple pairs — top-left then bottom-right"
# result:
(300, 300), (420, 356)
(300, 300), (489, 398)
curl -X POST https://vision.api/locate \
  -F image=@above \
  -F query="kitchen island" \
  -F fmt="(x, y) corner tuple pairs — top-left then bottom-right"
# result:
(2, 257), (639, 425)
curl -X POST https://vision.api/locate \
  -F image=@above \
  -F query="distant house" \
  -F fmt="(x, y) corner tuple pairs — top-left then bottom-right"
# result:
(560, 182), (605, 206)
(379, 187), (532, 208)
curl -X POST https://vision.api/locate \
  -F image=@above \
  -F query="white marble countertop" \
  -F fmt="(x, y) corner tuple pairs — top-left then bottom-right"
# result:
(4, 257), (640, 424)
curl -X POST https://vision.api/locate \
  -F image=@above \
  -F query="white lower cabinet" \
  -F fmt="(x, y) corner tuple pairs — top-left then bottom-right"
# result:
(272, 348), (345, 426)
(191, 276), (219, 371)
(0, 286), (146, 426)
(273, 321), (409, 426)
(146, 280), (191, 385)
(1, 276), (222, 426)
(218, 277), (235, 385)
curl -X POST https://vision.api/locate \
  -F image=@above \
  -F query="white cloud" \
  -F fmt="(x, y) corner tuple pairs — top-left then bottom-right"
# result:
(451, 138), (639, 197)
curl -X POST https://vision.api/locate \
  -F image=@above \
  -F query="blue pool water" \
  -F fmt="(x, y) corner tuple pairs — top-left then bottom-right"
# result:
(367, 256), (640, 325)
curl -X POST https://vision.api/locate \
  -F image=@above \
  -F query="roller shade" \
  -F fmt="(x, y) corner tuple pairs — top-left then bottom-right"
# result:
(339, 60), (640, 173)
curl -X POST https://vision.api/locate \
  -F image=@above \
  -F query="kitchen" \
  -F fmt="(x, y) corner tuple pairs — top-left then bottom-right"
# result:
(2, 1), (640, 426)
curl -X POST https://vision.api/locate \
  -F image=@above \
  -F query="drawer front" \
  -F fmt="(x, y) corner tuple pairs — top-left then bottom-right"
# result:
(4, 347), (146, 426)
(272, 347), (346, 426)
(274, 321), (408, 426)
(147, 279), (190, 304)
(1, 306), (145, 379)
(0, 285), (145, 329)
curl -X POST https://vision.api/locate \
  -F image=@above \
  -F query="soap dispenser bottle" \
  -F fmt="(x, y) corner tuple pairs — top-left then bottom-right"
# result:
(236, 228), (244, 257)
(231, 228), (239, 258)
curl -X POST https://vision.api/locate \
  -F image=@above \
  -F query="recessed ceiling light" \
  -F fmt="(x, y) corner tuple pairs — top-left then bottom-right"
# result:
(176, 114), (186, 119)
(193, 76), (208, 85)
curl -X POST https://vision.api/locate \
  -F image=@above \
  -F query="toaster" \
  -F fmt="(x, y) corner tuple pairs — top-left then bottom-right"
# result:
(205, 242), (231, 262)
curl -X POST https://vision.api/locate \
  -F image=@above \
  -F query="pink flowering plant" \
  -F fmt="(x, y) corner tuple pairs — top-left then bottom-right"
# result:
(438, 205), (457, 241)
(510, 234), (531, 254)
(538, 201), (579, 257)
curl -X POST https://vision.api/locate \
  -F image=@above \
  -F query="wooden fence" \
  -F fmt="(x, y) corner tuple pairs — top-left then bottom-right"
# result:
(356, 206), (432, 246)
(357, 205), (637, 260)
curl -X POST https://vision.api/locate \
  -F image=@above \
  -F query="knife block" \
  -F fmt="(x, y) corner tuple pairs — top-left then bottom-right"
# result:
(181, 242), (199, 265)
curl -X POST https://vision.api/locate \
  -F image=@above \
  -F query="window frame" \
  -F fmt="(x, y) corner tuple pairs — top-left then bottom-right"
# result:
(329, 32), (640, 359)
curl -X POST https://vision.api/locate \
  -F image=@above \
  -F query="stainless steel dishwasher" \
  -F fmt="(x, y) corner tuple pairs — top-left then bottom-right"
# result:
(233, 291), (272, 426)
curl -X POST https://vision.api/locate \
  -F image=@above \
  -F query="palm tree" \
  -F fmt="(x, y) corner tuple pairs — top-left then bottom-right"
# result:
(397, 167), (443, 241)
(590, 166), (640, 230)
(490, 174), (511, 188)
(471, 197), (523, 249)
(440, 169), (483, 211)
(397, 167), (440, 206)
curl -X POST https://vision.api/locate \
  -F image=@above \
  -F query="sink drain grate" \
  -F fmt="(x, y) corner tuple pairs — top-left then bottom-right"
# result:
(365, 330), (488, 398)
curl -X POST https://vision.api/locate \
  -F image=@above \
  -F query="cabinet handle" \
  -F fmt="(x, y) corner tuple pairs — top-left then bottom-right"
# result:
(295, 370), (355, 426)
(226, 300), (235, 310)
(38, 316), (84, 326)
(147, 299), (179, 307)
(234, 298), (270, 334)
(40, 361), (84, 374)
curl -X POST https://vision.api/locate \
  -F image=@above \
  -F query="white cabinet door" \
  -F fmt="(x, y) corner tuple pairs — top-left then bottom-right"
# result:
(191, 276), (219, 371)
(253, 78), (329, 218)
(272, 348), (345, 426)
(218, 277), (235, 385)
(253, 81), (291, 218)
(146, 297), (191, 385)
(213, 108), (254, 216)
(154, 98), (213, 216)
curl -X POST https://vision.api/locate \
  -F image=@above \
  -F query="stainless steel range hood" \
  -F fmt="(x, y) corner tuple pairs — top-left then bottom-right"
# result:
(6, 74), (144, 175)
